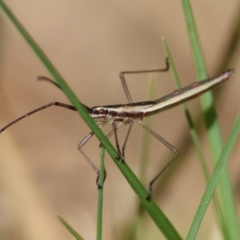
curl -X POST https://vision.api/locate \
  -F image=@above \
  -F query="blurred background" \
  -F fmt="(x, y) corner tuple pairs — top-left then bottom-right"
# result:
(0, 1), (239, 239)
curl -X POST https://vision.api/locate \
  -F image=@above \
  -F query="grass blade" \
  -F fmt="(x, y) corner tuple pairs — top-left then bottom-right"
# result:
(58, 215), (84, 240)
(181, 1), (240, 238)
(162, 38), (225, 230)
(161, 38), (210, 181)
(186, 113), (240, 240)
(96, 148), (105, 240)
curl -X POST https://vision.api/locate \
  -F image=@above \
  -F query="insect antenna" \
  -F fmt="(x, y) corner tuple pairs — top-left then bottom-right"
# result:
(0, 77), (93, 134)
(37, 76), (62, 89)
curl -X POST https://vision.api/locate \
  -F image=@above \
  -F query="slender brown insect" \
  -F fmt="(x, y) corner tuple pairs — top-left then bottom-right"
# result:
(0, 59), (234, 198)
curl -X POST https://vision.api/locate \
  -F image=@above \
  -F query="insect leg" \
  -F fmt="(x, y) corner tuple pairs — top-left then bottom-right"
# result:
(139, 122), (179, 200)
(121, 120), (133, 161)
(112, 121), (122, 160)
(78, 122), (107, 188)
(78, 122), (123, 188)
(111, 120), (133, 162)
(119, 58), (169, 103)
(97, 122), (123, 187)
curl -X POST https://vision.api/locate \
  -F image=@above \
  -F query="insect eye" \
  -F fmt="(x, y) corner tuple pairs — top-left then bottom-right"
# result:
(99, 108), (105, 114)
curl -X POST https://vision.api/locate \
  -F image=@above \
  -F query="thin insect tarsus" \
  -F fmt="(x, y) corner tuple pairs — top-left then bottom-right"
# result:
(146, 191), (152, 201)
(96, 168), (107, 189)
(115, 155), (122, 160)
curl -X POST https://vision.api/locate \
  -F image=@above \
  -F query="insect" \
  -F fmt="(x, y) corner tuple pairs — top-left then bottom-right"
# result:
(0, 59), (234, 199)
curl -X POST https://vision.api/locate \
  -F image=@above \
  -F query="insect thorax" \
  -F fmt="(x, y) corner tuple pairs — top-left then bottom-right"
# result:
(90, 105), (145, 121)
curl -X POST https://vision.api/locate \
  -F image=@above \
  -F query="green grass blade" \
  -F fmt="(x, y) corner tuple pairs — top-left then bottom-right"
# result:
(162, 38), (225, 229)
(181, 1), (221, 154)
(139, 74), (158, 183)
(96, 148), (105, 240)
(161, 38), (210, 181)
(181, 1), (240, 239)
(126, 74), (158, 240)
(0, 1), (182, 239)
(215, 2), (240, 72)
(181, 1), (207, 77)
(57, 215), (84, 240)
(186, 113), (240, 240)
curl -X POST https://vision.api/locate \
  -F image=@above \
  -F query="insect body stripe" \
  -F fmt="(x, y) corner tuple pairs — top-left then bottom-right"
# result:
(144, 69), (233, 114)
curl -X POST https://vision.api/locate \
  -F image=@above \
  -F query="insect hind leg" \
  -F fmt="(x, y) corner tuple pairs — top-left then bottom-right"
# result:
(139, 122), (179, 200)
(119, 58), (169, 103)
